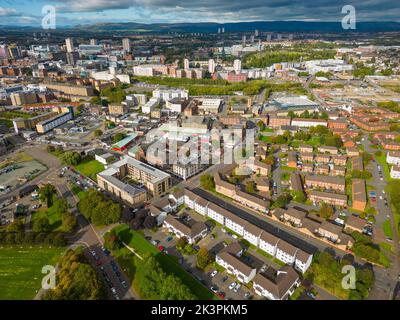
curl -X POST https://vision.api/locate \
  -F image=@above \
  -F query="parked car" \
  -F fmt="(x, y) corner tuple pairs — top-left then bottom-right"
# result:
(244, 292), (252, 300)
(222, 276), (228, 283)
(210, 286), (219, 294)
(217, 292), (226, 299)
(158, 245), (165, 252)
(228, 282), (236, 290)
(210, 270), (218, 278)
(234, 283), (241, 293)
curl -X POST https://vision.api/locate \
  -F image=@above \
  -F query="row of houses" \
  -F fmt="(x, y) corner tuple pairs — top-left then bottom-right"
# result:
(184, 189), (313, 274)
(214, 173), (271, 213)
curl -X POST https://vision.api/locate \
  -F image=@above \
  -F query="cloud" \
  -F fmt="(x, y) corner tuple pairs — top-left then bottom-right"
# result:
(0, 6), (20, 16)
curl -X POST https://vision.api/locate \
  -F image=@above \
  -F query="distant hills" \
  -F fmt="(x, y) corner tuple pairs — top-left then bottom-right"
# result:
(1, 21), (400, 33)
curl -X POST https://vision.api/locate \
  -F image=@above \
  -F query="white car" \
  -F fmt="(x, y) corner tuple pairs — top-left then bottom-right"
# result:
(379, 196), (383, 200)
(229, 282), (236, 290)
(234, 283), (241, 293)
(210, 270), (218, 278)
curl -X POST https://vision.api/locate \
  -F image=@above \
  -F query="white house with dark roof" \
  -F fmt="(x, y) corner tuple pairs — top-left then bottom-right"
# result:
(163, 215), (208, 244)
(194, 196), (209, 216)
(243, 223), (263, 247)
(206, 202), (225, 225)
(259, 232), (280, 256)
(276, 240), (298, 265)
(294, 250), (313, 274)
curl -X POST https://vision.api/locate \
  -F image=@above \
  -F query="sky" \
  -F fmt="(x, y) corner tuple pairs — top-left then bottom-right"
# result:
(0, 0), (399, 26)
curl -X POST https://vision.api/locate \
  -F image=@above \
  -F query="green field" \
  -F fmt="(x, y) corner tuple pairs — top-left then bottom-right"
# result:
(383, 219), (393, 238)
(112, 224), (215, 300)
(0, 246), (65, 300)
(75, 159), (104, 181)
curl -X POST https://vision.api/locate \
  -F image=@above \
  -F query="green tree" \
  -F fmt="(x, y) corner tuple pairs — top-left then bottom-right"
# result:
(33, 217), (51, 233)
(200, 174), (215, 191)
(39, 184), (57, 208)
(112, 133), (126, 143)
(196, 247), (211, 270)
(93, 129), (103, 137)
(61, 151), (82, 166)
(319, 203), (334, 219)
(245, 181), (257, 194)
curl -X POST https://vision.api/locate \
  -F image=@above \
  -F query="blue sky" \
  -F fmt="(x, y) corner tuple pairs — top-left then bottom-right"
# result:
(0, 0), (399, 26)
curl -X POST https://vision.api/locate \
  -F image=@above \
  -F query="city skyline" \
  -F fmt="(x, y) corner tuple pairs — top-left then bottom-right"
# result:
(0, 0), (400, 27)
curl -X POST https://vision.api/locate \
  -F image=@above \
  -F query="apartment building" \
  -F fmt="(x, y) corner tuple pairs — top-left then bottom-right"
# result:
(276, 208), (306, 228)
(309, 190), (347, 207)
(214, 173), (238, 198)
(331, 166), (346, 176)
(108, 104), (128, 115)
(253, 266), (300, 300)
(13, 112), (56, 133)
(315, 164), (330, 175)
(291, 118), (327, 128)
(387, 151), (400, 165)
(390, 165), (400, 179)
(300, 163), (314, 173)
(276, 240), (298, 265)
(352, 156), (364, 171)
(259, 232), (280, 257)
(36, 111), (74, 134)
(206, 202), (225, 225)
(294, 250), (313, 274)
(299, 145), (313, 153)
(317, 221), (343, 243)
(252, 158), (272, 176)
(216, 243), (256, 284)
(172, 162), (201, 180)
(97, 156), (171, 201)
(268, 116), (291, 128)
(243, 223), (263, 247)
(43, 82), (94, 96)
(299, 152), (314, 163)
(163, 215), (208, 244)
(315, 154), (331, 164)
(352, 179), (367, 212)
(304, 174), (346, 192)
(332, 155), (348, 166)
(233, 190), (270, 213)
(319, 146), (338, 155)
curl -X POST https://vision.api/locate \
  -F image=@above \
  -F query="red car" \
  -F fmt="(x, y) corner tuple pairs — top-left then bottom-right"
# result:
(217, 292), (226, 299)
(158, 245), (165, 252)
(96, 260), (102, 266)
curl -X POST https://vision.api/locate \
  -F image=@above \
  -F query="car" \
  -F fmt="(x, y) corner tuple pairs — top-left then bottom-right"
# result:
(387, 238), (393, 242)
(121, 280), (128, 289)
(217, 292), (226, 299)
(158, 245), (165, 252)
(232, 234), (238, 239)
(111, 287), (117, 294)
(210, 270), (218, 278)
(151, 240), (159, 246)
(164, 250), (169, 255)
(385, 202), (388, 207)
(145, 236), (152, 241)
(234, 283), (241, 293)
(114, 294), (120, 300)
(166, 236), (173, 242)
(91, 250), (97, 256)
(380, 177), (384, 181)
(193, 245), (200, 251)
(306, 291), (316, 299)
(210, 286), (219, 294)
(244, 292), (252, 300)
(222, 276), (228, 283)
(101, 246), (110, 256)
(115, 271), (121, 278)
(228, 282), (236, 290)
(96, 260), (102, 266)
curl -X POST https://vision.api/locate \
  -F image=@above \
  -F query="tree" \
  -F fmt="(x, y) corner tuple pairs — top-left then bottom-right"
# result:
(61, 151), (82, 166)
(292, 190), (306, 203)
(112, 133), (126, 143)
(196, 247), (211, 270)
(176, 237), (188, 250)
(245, 181), (257, 194)
(104, 229), (122, 251)
(319, 203), (334, 219)
(61, 212), (77, 233)
(272, 193), (292, 209)
(6, 218), (25, 233)
(256, 120), (266, 131)
(39, 184), (57, 208)
(33, 217), (51, 233)
(200, 174), (215, 191)
(93, 129), (103, 138)
(46, 145), (55, 153)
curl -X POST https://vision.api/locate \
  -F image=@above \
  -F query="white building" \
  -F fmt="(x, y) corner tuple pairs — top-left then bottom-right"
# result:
(184, 58), (190, 70)
(163, 215), (208, 244)
(253, 266), (300, 300)
(208, 59), (216, 74)
(153, 89), (189, 102)
(259, 232), (280, 256)
(390, 165), (400, 179)
(142, 98), (160, 114)
(133, 66), (154, 77)
(65, 38), (74, 53)
(387, 151), (400, 166)
(234, 59), (242, 74)
(197, 98), (222, 114)
(122, 38), (131, 52)
(291, 118), (328, 128)
(275, 241), (298, 265)
(304, 59), (354, 74)
(294, 251), (313, 274)
(172, 162), (201, 180)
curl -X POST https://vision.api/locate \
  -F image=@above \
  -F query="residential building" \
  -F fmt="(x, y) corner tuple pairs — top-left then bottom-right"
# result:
(352, 156), (364, 171)
(352, 179), (367, 212)
(253, 266), (300, 300)
(319, 146), (338, 155)
(390, 165), (400, 179)
(97, 156), (171, 200)
(108, 104), (128, 115)
(387, 151), (400, 165)
(317, 221), (343, 243)
(276, 240), (298, 265)
(304, 175), (345, 192)
(172, 162), (201, 180)
(36, 110), (74, 134)
(291, 118), (327, 128)
(309, 190), (347, 207)
(163, 215), (208, 244)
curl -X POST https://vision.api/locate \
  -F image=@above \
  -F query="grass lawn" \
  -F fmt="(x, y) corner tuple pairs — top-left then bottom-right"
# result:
(74, 159), (104, 181)
(382, 219), (393, 238)
(375, 153), (392, 182)
(31, 206), (63, 232)
(70, 184), (86, 200)
(112, 224), (215, 300)
(258, 135), (273, 143)
(0, 246), (65, 300)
